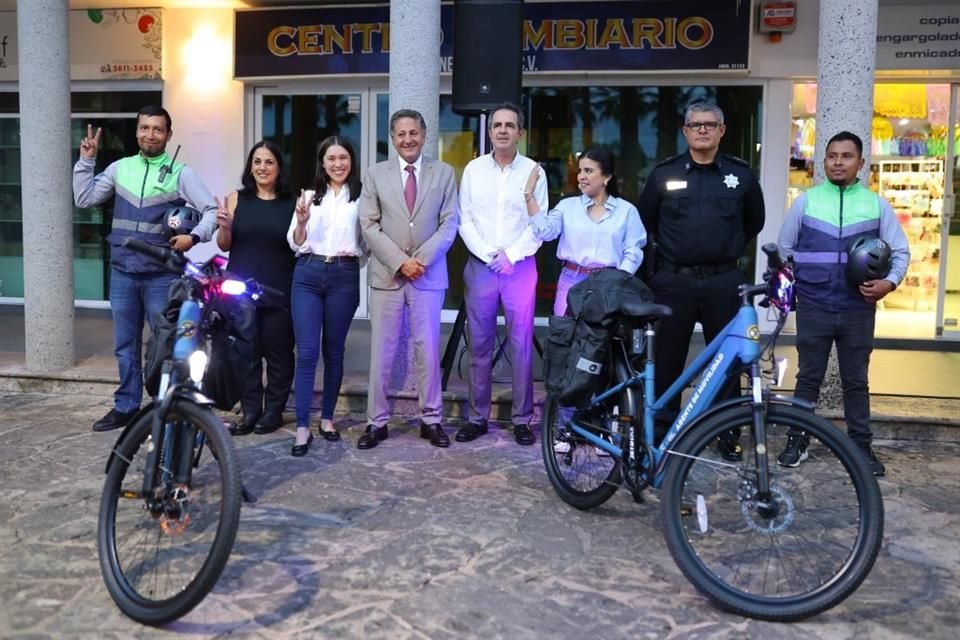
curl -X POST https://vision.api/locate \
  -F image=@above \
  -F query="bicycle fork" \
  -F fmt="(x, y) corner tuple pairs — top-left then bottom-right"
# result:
(139, 365), (201, 523)
(747, 361), (779, 518)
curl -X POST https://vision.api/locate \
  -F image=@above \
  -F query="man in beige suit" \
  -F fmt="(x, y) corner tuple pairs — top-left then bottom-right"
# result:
(358, 109), (459, 449)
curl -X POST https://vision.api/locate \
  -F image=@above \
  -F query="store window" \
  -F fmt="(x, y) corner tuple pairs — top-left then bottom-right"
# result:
(261, 94), (365, 199)
(789, 83), (955, 339)
(0, 90), (162, 301)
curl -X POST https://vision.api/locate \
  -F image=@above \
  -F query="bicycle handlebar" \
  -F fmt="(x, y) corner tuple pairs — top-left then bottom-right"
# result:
(122, 237), (187, 273)
(256, 281), (285, 300)
(123, 237), (280, 305)
(760, 242), (784, 272)
(740, 243), (792, 306)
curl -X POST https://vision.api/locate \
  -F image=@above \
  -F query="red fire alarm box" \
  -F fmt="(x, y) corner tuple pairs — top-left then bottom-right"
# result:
(758, 1), (798, 34)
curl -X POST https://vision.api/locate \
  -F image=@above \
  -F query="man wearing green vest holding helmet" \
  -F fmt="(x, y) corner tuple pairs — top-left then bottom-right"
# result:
(74, 105), (217, 432)
(777, 131), (910, 476)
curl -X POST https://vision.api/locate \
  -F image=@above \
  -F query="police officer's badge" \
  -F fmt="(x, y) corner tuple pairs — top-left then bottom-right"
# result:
(723, 173), (739, 189)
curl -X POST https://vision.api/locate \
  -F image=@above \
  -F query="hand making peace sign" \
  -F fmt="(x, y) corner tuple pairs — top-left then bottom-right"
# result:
(80, 124), (102, 159)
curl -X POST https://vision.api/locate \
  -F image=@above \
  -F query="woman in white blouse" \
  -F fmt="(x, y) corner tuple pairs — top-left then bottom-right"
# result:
(286, 136), (366, 456)
(527, 147), (647, 316)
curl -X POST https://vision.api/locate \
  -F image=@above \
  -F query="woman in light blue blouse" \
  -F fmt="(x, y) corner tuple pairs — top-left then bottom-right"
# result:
(526, 147), (647, 316)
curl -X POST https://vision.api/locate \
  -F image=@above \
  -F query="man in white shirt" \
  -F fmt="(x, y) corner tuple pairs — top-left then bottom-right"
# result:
(456, 103), (549, 446)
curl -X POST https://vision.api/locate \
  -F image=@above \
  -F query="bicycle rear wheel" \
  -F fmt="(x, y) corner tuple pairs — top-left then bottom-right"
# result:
(541, 396), (621, 510)
(97, 399), (241, 625)
(659, 403), (883, 621)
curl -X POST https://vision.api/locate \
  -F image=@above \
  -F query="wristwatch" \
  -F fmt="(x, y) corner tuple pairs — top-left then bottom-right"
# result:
(189, 233), (201, 247)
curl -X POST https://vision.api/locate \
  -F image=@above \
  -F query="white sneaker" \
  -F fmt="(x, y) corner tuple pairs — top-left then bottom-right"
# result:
(554, 441), (571, 454)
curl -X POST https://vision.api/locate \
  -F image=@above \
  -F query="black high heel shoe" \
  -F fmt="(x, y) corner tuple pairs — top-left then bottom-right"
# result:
(319, 425), (341, 442)
(291, 432), (314, 457)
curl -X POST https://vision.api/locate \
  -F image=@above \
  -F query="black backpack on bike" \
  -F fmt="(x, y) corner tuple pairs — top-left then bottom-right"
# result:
(143, 279), (257, 411)
(543, 269), (653, 408)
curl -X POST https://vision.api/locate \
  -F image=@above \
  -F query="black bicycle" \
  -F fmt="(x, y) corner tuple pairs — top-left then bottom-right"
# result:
(97, 237), (263, 625)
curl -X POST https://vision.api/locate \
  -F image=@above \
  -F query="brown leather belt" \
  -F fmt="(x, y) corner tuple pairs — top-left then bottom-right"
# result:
(563, 261), (608, 275)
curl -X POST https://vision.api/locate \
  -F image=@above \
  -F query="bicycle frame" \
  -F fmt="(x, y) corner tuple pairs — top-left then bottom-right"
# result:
(564, 300), (765, 490)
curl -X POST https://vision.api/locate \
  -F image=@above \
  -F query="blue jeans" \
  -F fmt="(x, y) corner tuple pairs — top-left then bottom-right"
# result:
(109, 269), (176, 413)
(794, 305), (876, 445)
(291, 257), (360, 425)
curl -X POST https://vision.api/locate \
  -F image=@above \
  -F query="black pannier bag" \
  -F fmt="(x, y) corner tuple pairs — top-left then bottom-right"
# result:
(201, 295), (257, 411)
(543, 269), (654, 408)
(143, 279), (191, 398)
(543, 314), (609, 408)
(143, 279), (257, 411)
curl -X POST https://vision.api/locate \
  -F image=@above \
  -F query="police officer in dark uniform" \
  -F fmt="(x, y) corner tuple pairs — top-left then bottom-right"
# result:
(637, 101), (765, 460)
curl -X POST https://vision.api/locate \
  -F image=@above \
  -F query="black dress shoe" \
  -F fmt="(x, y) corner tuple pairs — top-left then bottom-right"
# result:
(420, 422), (450, 448)
(514, 423), (535, 446)
(229, 414), (260, 436)
(455, 421), (488, 443)
(291, 432), (314, 457)
(357, 424), (388, 450)
(254, 412), (283, 434)
(92, 408), (137, 433)
(319, 426), (341, 442)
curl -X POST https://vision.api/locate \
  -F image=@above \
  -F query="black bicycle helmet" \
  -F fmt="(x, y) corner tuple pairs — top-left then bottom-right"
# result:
(846, 237), (891, 290)
(163, 205), (202, 238)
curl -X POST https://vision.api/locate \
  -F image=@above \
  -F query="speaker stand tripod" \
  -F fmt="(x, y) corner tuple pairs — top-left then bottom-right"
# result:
(440, 302), (545, 392)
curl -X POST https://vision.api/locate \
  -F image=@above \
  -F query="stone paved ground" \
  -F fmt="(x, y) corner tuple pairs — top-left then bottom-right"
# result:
(2, 391), (959, 639)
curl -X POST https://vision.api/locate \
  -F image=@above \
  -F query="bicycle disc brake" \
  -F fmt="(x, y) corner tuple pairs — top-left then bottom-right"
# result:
(159, 484), (192, 536)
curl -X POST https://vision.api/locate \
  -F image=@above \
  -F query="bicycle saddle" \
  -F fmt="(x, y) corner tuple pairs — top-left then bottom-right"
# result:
(620, 299), (672, 319)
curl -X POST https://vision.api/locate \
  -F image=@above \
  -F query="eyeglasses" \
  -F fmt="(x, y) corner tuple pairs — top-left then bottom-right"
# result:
(684, 121), (722, 131)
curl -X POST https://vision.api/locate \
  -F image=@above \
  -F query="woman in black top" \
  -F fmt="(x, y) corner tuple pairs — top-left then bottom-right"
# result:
(216, 140), (297, 436)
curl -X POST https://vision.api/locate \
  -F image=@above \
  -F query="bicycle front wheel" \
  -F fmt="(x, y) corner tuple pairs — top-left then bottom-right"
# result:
(659, 403), (883, 621)
(541, 396), (621, 510)
(97, 399), (241, 625)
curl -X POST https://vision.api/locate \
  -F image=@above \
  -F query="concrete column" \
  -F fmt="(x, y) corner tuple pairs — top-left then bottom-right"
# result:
(813, 0), (879, 411)
(814, 0), (878, 184)
(387, 0), (442, 391)
(389, 0), (441, 157)
(18, 0), (75, 370)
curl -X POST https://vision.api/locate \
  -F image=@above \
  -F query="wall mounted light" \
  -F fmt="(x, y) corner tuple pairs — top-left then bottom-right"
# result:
(181, 24), (231, 94)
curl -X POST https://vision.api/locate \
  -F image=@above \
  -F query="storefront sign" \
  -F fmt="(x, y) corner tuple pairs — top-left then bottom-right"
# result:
(0, 8), (161, 82)
(877, 5), (960, 70)
(234, 1), (750, 78)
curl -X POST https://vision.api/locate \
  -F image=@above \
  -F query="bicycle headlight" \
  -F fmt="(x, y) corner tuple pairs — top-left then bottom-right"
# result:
(221, 279), (247, 296)
(188, 350), (208, 384)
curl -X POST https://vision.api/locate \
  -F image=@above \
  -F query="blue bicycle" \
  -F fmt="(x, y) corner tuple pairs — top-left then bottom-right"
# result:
(97, 237), (265, 625)
(541, 244), (883, 621)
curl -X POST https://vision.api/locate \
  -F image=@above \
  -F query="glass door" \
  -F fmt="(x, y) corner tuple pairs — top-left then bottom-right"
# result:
(254, 87), (375, 318)
(936, 84), (959, 339)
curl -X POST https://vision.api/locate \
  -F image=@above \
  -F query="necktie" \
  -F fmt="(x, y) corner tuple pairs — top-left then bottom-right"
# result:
(404, 164), (417, 215)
